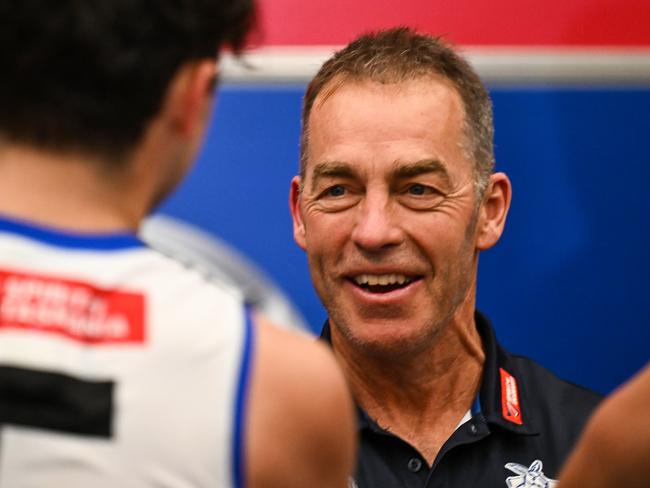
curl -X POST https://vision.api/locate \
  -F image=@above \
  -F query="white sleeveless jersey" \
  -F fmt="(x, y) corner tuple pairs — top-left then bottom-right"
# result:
(0, 215), (253, 488)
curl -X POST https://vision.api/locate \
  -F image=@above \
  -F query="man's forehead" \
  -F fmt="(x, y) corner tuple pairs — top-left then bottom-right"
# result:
(311, 74), (460, 114)
(307, 76), (465, 148)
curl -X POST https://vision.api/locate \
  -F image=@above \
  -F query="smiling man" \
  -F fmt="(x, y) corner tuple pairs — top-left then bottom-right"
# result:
(290, 28), (602, 488)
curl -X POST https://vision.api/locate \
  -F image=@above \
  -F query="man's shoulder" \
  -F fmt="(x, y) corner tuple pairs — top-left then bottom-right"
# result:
(482, 348), (603, 479)
(558, 364), (650, 488)
(508, 352), (603, 430)
(132, 244), (245, 306)
(510, 353), (602, 405)
(247, 318), (356, 487)
(477, 313), (602, 420)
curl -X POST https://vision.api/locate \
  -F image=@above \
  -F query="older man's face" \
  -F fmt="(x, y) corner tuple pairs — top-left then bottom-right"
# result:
(291, 78), (484, 356)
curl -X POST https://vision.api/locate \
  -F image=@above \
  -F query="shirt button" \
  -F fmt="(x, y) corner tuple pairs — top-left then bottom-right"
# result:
(407, 457), (423, 472)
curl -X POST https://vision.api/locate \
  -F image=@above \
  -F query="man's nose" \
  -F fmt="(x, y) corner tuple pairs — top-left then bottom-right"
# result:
(350, 195), (403, 251)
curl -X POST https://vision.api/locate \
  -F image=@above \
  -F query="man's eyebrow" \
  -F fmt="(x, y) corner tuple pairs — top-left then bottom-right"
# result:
(393, 159), (450, 184)
(309, 161), (356, 192)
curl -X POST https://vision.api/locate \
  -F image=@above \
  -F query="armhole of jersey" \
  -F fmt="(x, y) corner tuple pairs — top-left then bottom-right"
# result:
(232, 304), (255, 488)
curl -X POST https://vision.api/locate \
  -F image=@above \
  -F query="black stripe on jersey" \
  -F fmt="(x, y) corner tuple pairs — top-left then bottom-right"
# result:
(0, 365), (113, 437)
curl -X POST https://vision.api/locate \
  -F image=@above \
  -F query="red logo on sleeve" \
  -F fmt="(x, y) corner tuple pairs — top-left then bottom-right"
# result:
(500, 367), (523, 425)
(0, 268), (145, 344)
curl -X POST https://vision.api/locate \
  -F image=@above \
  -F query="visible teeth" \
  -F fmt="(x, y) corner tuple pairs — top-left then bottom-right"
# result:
(354, 274), (411, 286)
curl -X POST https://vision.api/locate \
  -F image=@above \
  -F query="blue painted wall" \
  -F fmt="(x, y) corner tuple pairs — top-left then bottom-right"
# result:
(159, 85), (650, 395)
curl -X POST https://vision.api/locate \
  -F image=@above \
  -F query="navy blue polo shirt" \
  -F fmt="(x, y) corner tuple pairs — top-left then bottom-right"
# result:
(320, 312), (602, 488)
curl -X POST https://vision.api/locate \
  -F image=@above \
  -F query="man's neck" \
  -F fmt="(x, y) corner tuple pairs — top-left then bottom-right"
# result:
(0, 144), (143, 232)
(331, 302), (485, 465)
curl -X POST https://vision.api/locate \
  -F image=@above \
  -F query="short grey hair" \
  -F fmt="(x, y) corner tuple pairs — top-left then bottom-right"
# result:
(300, 27), (495, 199)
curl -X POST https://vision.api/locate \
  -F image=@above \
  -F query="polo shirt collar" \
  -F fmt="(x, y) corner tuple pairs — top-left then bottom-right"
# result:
(319, 311), (539, 436)
(475, 311), (539, 436)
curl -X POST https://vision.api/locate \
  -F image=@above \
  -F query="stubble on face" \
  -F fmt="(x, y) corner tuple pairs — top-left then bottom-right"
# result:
(301, 78), (482, 361)
(326, 214), (480, 361)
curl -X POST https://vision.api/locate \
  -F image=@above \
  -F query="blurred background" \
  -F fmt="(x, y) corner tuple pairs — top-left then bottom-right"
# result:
(148, 0), (650, 395)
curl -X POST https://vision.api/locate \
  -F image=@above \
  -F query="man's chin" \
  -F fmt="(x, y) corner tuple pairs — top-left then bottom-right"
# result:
(332, 318), (438, 360)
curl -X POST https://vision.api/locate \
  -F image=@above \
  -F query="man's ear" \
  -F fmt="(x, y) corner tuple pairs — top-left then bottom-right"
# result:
(164, 59), (218, 138)
(289, 176), (307, 250)
(476, 172), (512, 250)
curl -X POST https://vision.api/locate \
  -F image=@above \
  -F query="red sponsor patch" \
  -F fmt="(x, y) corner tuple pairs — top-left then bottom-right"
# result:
(500, 367), (523, 425)
(0, 268), (145, 345)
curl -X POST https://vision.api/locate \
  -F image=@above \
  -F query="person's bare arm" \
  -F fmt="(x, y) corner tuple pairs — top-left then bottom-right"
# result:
(558, 363), (650, 488)
(246, 315), (357, 488)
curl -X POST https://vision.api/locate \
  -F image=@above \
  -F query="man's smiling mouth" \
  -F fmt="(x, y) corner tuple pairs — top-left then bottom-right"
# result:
(351, 274), (419, 293)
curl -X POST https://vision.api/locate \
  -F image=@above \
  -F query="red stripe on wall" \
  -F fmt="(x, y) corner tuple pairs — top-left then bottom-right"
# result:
(254, 0), (650, 47)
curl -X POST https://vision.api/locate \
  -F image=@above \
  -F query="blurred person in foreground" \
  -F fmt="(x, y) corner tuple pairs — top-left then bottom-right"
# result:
(558, 364), (650, 488)
(0, 1), (355, 487)
(290, 27), (601, 488)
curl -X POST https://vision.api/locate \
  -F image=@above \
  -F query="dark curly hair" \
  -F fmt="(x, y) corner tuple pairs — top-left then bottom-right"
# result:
(0, 0), (255, 162)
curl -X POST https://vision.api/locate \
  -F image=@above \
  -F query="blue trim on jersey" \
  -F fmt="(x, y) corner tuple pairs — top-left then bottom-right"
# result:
(0, 214), (144, 250)
(233, 305), (255, 488)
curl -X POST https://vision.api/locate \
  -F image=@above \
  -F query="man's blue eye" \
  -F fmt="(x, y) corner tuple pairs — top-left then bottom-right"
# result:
(328, 185), (346, 197)
(408, 184), (426, 195)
